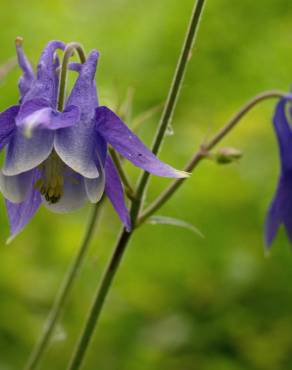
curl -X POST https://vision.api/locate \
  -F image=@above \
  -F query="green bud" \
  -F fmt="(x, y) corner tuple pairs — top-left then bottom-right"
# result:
(215, 147), (243, 164)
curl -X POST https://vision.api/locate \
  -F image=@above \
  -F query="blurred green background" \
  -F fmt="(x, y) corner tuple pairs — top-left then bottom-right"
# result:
(0, 0), (292, 369)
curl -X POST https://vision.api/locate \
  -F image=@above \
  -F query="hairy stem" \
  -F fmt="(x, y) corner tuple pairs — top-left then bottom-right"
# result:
(24, 203), (103, 370)
(67, 1), (206, 369)
(138, 90), (286, 224)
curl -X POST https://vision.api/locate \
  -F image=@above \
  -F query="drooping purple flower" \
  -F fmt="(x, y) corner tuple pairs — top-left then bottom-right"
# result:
(265, 95), (292, 246)
(0, 40), (188, 241)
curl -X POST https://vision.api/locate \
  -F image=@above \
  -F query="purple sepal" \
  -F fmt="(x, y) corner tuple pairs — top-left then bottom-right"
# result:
(5, 169), (41, 243)
(265, 95), (292, 246)
(95, 106), (188, 178)
(15, 40), (34, 100)
(23, 41), (65, 106)
(104, 156), (131, 231)
(265, 172), (292, 246)
(0, 105), (19, 150)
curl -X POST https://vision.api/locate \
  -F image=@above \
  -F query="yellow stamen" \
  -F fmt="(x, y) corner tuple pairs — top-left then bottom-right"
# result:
(35, 150), (65, 204)
(33, 178), (44, 190)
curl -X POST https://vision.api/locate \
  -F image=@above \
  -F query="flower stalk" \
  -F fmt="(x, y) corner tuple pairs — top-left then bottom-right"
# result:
(68, 86), (286, 369)
(67, 0), (206, 368)
(25, 202), (103, 370)
(138, 90), (286, 224)
(57, 42), (86, 111)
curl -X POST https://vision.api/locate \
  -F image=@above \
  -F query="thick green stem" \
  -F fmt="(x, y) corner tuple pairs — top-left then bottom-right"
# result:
(137, 90), (286, 224)
(67, 1), (206, 369)
(24, 202), (103, 370)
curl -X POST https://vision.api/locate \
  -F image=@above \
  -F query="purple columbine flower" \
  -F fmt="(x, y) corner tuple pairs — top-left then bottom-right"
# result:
(265, 95), (292, 246)
(0, 40), (188, 241)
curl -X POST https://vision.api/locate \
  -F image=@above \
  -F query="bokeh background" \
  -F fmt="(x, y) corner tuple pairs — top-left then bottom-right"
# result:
(0, 0), (292, 369)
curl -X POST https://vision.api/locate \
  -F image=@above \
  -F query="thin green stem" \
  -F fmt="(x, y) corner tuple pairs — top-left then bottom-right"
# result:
(57, 42), (86, 112)
(24, 202), (103, 370)
(67, 1), (206, 369)
(67, 229), (131, 370)
(137, 90), (286, 225)
(131, 0), (206, 223)
(109, 147), (135, 199)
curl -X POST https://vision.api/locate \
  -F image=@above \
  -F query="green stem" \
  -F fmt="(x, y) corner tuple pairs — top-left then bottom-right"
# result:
(67, 1), (206, 369)
(137, 90), (286, 224)
(57, 42), (86, 112)
(131, 0), (206, 223)
(67, 229), (131, 370)
(24, 203), (103, 370)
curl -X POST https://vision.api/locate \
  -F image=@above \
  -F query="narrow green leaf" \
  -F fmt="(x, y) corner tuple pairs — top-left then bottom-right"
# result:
(148, 215), (204, 238)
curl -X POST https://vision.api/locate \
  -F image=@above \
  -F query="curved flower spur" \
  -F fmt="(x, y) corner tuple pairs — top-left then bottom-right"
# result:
(0, 39), (188, 241)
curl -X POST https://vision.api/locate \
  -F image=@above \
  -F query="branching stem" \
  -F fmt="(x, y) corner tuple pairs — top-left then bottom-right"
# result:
(138, 90), (286, 224)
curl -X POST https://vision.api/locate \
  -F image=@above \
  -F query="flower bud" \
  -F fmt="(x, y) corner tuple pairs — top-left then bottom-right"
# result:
(215, 147), (243, 164)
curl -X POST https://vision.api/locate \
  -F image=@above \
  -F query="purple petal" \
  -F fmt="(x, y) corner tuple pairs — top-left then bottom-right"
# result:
(95, 106), (189, 178)
(68, 62), (82, 73)
(23, 41), (65, 106)
(15, 38), (35, 99)
(3, 127), (54, 176)
(0, 105), (19, 150)
(43, 173), (87, 213)
(16, 98), (80, 135)
(84, 156), (105, 203)
(104, 156), (131, 231)
(85, 176), (105, 203)
(54, 125), (99, 179)
(51, 105), (80, 129)
(273, 96), (292, 171)
(54, 50), (100, 178)
(0, 170), (33, 203)
(5, 169), (41, 243)
(66, 50), (99, 110)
